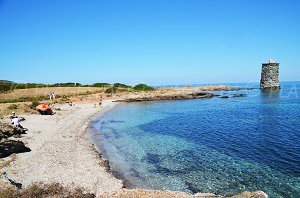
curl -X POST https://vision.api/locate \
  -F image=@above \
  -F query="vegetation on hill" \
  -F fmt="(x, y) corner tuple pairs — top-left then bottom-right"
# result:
(0, 81), (117, 92)
(104, 86), (117, 94)
(133, 84), (155, 91)
(0, 83), (11, 93)
(113, 83), (131, 88)
(90, 83), (111, 87)
(0, 80), (155, 103)
(52, 83), (82, 87)
(0, 81), (106, 93)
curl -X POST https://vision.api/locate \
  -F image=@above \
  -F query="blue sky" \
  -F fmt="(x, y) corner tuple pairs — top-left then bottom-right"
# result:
(0, 0), (299, 86)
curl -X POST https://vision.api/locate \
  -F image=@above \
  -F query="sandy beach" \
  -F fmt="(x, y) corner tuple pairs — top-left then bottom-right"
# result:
(2, 100), (124, 196)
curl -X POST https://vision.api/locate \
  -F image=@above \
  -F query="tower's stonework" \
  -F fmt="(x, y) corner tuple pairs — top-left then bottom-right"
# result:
(260, 59), (280, 90)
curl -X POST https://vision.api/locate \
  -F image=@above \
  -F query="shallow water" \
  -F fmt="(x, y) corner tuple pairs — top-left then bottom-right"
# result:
(90, 82), (300, 197)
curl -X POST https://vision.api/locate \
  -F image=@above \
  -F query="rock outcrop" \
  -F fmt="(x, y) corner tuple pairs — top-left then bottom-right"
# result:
(0, 122), (30, 158)
(100, 189), (268, 198)
(0, 140), (31, 158)
(115, 92), (215, 102)
(232, 94), (246, 98)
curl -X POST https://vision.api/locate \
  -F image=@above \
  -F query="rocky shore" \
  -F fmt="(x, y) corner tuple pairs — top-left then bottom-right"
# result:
(115, 92), (215, 102)
(115, 85), (249, 103)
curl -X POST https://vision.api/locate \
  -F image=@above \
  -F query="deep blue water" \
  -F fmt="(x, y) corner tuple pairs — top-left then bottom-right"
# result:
(90, 82), (300, 197)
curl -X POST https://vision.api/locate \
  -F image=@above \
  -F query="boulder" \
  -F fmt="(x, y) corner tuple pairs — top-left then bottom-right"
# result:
(232, 94), (246, 98)
(220, 96), (229, 99)
(0, 140), (31, 158)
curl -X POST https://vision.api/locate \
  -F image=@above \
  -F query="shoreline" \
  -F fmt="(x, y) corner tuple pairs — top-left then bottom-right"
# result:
(1, 89), (268, 197)
(86, 100), (267, 198)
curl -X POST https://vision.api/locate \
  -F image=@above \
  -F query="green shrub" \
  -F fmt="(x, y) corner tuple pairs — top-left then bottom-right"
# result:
(60, 97), (70, 102)
(0, 84), (10, 93)
(0, 81), (16, 93)
(91, 83), (111, 87)
(113, 83), (131, 88)
(105, 86), (117, 94)
(30, 101), (39, 108)
(133, 84), (155, 91)
(7, 104), (19, 110)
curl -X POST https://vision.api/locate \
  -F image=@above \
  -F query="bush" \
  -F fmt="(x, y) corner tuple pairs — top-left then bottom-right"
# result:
(7, 104), (19, 110)
(113, 83), (131, 88)
(91, 83), (111, 87)
(60, 99), (69, 102)
(105, 86), (117, 94)
(0, 83), (12, 93)
(30, 101), (39, 109)
(133, 84), (155, 91)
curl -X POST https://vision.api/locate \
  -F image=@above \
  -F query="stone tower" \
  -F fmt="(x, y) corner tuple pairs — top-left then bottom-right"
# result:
(260, 59), (280, 90)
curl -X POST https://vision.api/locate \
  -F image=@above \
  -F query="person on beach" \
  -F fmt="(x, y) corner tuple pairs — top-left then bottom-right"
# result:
(49, 92), (53, 101)
(11, 112), (23, 129)
(10, 111), (17, 119)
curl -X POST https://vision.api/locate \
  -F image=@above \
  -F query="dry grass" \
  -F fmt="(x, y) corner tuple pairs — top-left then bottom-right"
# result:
(0, 87), (104, 100)
(0, 182), (95, 198)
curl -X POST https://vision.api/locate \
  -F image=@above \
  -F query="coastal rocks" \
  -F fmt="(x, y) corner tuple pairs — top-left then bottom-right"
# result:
(100, 189), (205, 198)
(198, 85), (252, 91)
(230, 191), (268, 198)
(115, 92), (215, 102)
(219, 94), (246, 98)
(100, 189), (268, 198)
(116, 91), (247, 102)
(219, 96), (229, 99)
(0, 124), (26, 140)
(0, 121), (30, 158)
(101, 159), (111, 171)
(232, 94), (246, 98)
(0, 140), (31, 158)
(194, 192), (219, 197)
(98, 153), (111, 171)
(190, 92), (215, 98)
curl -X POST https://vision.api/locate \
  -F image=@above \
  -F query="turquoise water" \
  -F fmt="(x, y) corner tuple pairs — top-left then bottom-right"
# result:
(90, 82), (300, 197)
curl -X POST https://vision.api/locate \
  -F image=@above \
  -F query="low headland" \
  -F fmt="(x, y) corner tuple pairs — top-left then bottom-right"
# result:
(0, 82), (266, 197)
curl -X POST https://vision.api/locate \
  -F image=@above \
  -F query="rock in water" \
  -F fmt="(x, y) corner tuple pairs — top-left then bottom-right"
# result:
(232, 94), (246, 98)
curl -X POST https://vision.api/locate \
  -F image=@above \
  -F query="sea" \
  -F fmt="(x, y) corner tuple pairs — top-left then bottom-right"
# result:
(89, 82), (300, 197)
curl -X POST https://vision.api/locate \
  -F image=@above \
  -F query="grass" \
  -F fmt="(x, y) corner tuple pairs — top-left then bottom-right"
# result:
(7, 104), (19, 110)
(0, 84), (156, 104)
(0, 182), (95, 198)
(0, 87), (105, 104)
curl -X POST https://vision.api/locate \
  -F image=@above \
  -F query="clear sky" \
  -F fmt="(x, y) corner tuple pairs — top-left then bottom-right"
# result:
(0, 0), (299, 86)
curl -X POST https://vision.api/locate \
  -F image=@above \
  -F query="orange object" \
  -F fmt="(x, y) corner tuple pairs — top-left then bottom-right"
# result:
(36, 104), (51, 111)
(36, 104), (53, 115)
